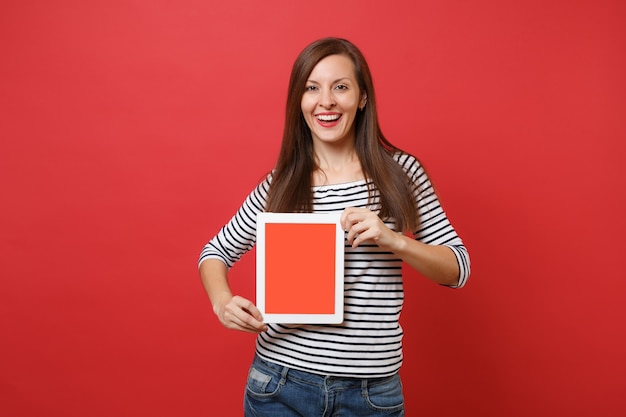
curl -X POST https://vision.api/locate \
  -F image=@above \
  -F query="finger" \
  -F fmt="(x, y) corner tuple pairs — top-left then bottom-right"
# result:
(341, 207), (368, 229)
(340, 207), (355, 231)
(238, 315), (268, 333)
(343, 211), (362, 232)
(350, 228), (367, 248)
(347, 222), (368, 247)
(227, 297), (268, 333)
(227, 309), (266, 333)
(234, 298), (267, 331)
(350, 218), (385, 248)
(346, 222), (360, 245)
(232, 296), (260, 319)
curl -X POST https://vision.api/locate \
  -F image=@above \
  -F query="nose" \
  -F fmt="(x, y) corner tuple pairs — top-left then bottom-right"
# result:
(319, 88), (336, 108)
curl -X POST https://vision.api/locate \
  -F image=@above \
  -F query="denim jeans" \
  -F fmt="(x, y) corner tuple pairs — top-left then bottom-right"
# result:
(244, 354), (405, 416)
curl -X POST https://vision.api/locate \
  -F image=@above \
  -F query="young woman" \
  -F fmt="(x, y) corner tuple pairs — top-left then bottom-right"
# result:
(199, 37), (470, 416)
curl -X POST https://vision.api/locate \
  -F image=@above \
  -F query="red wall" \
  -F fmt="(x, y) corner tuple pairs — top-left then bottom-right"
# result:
(1, 1), (625, 416)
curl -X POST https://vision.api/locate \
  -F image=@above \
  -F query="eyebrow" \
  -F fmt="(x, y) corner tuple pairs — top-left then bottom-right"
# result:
(306, 77), (353, 84)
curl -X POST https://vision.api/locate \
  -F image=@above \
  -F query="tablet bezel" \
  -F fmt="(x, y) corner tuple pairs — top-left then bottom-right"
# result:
(256, 212), (344, 324)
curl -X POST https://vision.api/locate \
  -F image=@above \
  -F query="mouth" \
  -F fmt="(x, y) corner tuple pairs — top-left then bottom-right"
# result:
(315, 113), (342, 126)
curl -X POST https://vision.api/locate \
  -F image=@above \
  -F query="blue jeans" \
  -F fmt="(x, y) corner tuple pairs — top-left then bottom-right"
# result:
(244, 354), (405, 416)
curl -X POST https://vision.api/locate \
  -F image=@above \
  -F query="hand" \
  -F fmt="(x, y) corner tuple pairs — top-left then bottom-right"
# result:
(214, 295), (268, 334)
(340, 207), (400, 250)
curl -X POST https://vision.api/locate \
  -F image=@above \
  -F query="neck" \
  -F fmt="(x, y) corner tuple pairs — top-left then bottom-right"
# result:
(314, 145), (358, 171)
(312, 142), (363, 186)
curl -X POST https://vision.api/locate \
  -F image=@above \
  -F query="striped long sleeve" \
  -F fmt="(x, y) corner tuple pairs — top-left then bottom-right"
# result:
(199, 152), (470, 377)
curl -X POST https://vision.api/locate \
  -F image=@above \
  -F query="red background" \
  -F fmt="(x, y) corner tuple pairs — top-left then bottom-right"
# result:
(1, 1), (625, 416)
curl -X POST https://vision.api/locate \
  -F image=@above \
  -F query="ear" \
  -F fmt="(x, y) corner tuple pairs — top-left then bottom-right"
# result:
(359, 94), (367, 110)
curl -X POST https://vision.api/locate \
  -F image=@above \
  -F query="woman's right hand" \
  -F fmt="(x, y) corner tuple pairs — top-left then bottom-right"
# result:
(214, 294), (268, 333)
(199, 259), (268, 333)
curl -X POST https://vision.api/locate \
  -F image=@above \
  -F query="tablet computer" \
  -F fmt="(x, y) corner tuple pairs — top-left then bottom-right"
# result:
(256, 212), (344, 324)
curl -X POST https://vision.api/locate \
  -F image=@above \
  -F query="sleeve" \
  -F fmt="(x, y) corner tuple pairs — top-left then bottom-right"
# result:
(198, 175), (271, 269)
(397, 153), (471, 288)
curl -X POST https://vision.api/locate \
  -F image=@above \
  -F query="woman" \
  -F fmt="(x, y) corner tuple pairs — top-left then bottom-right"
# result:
(199, 37), (470, 416)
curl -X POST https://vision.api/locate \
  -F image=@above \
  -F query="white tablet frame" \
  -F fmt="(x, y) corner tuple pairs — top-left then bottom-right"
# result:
(256, 212), (344, 324)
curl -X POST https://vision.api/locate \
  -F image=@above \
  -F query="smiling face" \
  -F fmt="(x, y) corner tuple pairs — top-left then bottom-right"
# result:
(301, 54), (367, 148)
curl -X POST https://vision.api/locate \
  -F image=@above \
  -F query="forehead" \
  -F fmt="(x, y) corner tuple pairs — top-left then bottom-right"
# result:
(308, 54), (357, 81)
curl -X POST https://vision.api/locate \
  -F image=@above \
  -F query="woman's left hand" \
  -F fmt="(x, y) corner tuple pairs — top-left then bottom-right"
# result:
(340, 207), (400, 250)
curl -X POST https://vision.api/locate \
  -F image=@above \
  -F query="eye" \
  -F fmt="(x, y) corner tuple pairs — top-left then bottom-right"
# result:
(335, 84), (348, 90)
(305, 85), (318, 92)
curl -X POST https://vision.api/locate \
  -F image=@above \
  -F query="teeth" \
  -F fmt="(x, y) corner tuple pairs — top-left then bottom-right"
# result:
(316, 114), (340, 121)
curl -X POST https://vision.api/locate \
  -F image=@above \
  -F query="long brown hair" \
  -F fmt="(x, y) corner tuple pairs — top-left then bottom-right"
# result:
(265, 37), (418, 232)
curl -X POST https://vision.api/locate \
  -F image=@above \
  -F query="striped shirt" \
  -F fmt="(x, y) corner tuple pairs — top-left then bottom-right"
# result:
(199, 152), (470, 377)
